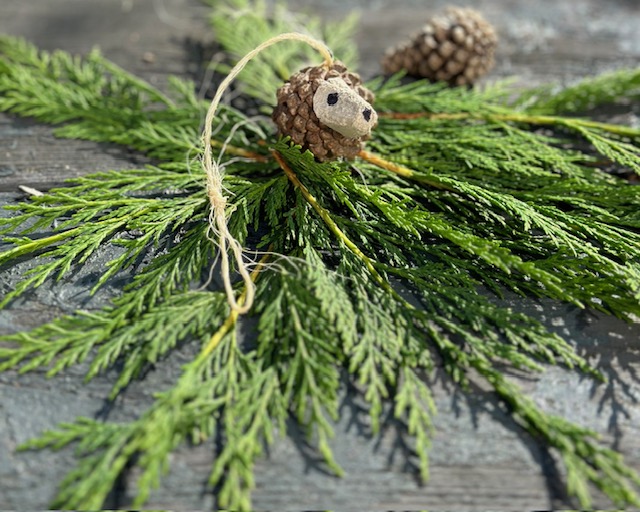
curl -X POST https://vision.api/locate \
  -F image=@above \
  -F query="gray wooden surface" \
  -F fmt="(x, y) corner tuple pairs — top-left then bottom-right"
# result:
(1, 0), (640, 509)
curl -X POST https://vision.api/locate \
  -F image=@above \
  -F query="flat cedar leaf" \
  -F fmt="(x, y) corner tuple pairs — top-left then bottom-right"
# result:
(1, 1), (640, 510)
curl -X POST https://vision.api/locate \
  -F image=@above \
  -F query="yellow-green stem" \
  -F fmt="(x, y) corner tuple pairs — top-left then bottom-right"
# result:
(0, 228), (81, 264)
(357, 149), (452, 190)
(273, 150), (400, 300)
(194, 250), (271, 365)
(0, 214), (130, 265)
(382, 111), (638, 137)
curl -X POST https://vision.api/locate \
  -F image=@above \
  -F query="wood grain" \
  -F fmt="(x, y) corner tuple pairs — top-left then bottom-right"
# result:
(0, 0), (639, 509)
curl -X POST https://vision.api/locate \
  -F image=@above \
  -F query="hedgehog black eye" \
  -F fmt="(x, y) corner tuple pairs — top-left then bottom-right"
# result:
(327, 92), (339, 106)
(362, 108), (372, 121)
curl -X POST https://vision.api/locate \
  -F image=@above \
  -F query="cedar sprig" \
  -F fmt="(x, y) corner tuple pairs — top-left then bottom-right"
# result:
(516, 67), (640, 114)
(1, 1), (640, 510)
(207, 0), (359, 105)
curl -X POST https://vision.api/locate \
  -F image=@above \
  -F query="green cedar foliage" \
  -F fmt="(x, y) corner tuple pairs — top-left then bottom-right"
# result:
(206, 0), (359, 105)
(1, 0), (640, 509)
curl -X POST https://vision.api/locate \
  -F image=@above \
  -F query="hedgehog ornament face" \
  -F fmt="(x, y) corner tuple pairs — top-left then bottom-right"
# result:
(272, 61), (377, 162)
(312, 78), (378, 139)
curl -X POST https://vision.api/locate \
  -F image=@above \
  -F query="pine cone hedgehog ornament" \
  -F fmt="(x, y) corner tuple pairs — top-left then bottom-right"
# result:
(382, 7), (498, 86)
(272, 61), (378, 161)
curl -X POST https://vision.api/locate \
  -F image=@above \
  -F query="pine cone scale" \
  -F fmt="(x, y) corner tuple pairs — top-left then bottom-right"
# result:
(382, 7), (497, 86)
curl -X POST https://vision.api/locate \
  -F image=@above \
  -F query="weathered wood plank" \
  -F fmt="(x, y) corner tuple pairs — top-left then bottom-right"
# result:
(0, 0), (639, 509)
(0, 117), (151, 191)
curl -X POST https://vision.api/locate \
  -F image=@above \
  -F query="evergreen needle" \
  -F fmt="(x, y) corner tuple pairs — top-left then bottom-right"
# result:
(273, 149), (396, 296)
(1, 1), (640, 509)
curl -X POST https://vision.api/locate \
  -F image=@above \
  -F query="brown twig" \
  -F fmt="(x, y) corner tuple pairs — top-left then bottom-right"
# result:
(210, 139), (270, 162)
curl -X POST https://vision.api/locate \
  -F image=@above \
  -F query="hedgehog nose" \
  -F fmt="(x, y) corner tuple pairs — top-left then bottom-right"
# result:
(362, 108), (372, 122)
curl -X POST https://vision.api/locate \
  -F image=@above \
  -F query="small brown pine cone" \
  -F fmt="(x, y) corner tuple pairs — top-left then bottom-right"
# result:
(272, 61), (376, 162)
(381, 7), (498, 86)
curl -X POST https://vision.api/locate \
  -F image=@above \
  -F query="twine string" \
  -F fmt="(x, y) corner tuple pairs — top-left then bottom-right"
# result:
(201, 32), (333, 314)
